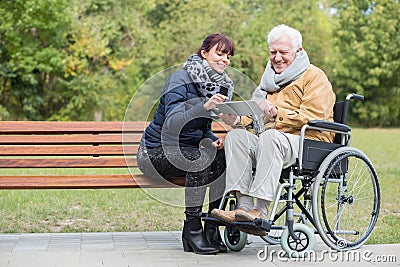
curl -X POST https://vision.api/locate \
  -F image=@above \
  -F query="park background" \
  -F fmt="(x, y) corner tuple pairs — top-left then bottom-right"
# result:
(0, 0), (399, 245)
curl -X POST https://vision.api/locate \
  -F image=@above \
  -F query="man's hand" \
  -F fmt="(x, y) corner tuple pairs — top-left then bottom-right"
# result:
(220, 113), (240, 126)
(257, 99), (278, 117)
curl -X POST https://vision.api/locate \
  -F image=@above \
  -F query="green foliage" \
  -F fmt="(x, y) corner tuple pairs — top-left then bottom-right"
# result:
(328, 0), (400, 126)
(0, 0), (398, 126)
(0, 0), (147, 121)
(141, 0), (333, 89)
(0, 0), (72, 120)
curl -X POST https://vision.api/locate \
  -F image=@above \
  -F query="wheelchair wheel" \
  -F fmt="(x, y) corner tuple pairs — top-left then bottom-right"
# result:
(261, 180), (313, 245)
(280, 223), (315, 257)
(223, 199), (247, 251)
(224, 225), (248, 252)
(312, 146), (380, 251)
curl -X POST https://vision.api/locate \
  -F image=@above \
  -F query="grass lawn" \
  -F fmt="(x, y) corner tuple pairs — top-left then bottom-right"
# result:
(0, 128), (399, 245)
(349, 128), (400, 245)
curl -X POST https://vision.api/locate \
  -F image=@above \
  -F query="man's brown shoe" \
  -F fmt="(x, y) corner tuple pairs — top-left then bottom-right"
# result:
(235, 209), (264, 222)
(211, 208), (245, 224)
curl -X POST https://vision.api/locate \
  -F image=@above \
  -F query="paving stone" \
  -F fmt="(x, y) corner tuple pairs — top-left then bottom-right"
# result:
(0, 232), (398, 267)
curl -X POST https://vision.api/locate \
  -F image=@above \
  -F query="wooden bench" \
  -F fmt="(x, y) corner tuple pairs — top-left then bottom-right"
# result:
(0, 121), (229, 190)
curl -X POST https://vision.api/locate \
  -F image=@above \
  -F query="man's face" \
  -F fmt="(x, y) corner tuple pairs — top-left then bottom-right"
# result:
(269, 34), (297, 74)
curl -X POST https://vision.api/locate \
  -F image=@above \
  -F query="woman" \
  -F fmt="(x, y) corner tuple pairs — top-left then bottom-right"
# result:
(137, 33), (235, 255)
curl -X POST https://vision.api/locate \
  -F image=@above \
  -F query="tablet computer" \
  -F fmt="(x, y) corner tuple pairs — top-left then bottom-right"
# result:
(216, 100), (264, 116)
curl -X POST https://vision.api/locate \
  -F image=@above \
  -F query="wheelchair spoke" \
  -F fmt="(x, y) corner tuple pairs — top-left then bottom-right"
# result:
(288, 232), (309, 252)
(313, 147), (380, 250)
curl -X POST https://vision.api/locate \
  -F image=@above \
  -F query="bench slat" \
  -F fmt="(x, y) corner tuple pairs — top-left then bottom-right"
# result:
(0, 121), (229, 134)
(0, 134), (141, 144)
(0, 145), (138, 156)
(0, 174), (185, 189)
(0, 158), (137, 168)
(0, 121), (148, 134)
(0, 133), (225, 145)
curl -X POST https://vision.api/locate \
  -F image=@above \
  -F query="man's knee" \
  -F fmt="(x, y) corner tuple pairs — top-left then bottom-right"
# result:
(259, 129), (282, 145)
(225, 129), (250, 145)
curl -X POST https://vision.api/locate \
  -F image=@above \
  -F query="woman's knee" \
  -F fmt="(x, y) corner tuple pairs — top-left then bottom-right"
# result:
(214, 149), (226, 166)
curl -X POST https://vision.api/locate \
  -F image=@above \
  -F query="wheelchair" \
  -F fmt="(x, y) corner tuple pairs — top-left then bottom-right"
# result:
(203, 93), (380, 256)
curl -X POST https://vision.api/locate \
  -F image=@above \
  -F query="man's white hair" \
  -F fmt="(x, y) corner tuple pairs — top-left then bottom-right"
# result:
(267, 24), (302, 52)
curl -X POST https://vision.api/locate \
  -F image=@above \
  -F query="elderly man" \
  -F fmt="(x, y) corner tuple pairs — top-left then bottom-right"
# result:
(212, 24), (335, 233)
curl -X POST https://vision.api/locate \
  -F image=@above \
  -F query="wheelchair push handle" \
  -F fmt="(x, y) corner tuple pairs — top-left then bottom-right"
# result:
(346, 93), (364, 101)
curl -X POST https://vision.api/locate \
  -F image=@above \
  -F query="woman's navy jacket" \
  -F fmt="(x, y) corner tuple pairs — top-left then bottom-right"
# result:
(141, 69), (217, 149)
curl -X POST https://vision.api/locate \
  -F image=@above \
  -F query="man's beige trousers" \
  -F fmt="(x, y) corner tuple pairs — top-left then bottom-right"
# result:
(224, 129), (299, 201)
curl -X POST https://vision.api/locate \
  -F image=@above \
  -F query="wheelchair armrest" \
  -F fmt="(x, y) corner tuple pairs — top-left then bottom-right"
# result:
(308, 120), (350, 132)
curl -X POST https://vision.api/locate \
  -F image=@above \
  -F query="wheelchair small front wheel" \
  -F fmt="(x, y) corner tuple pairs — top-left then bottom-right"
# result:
(280, 223), (315, 257)
(224, 225), (247, 252)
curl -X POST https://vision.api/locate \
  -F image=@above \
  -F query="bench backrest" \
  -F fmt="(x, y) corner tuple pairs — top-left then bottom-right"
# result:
(0, 121), (229, 189)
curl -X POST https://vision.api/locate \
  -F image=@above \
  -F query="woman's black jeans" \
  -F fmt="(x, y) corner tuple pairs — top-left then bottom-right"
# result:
(137, 144), (226, 218)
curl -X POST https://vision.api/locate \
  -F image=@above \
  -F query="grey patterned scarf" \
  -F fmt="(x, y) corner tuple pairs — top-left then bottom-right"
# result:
(259, 49), (310, 93)
(183, 54), (234, 101)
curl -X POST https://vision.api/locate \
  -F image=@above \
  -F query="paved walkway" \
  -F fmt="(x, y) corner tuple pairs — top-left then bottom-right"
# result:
(0, 231), (398, 267)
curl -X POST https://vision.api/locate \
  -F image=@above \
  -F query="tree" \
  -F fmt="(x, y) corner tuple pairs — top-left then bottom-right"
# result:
(59, 0), (150, 121)
(0, 0), (149, 121)
(142, 0), (333, 91)
(10, 0), (395, 125)
(328, 0), (400, 126)
(0, 0), (72, 120)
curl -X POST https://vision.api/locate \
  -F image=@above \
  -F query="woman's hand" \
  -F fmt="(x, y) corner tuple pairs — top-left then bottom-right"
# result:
(212, 138), (224, 150)
(220, 113), (240, 126)
(203, 93), (227, 111)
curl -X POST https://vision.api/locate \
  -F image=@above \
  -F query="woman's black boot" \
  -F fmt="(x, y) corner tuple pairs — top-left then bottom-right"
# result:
(182, 217), (219, 255)
(204, 221), (227, 253)
(206, 196), (227, 253)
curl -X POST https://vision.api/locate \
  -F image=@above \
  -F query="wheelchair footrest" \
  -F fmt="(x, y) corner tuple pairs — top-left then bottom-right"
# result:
(254, 218), (272, 231)
(202, 214), (272, 236)
(201, 213), (232, 227)
(231, 221), (269, 236)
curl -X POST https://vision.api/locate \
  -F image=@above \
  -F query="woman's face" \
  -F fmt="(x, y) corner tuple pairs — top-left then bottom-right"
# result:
(201, 44), (231, 74)
(269, 34), (298, 74)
